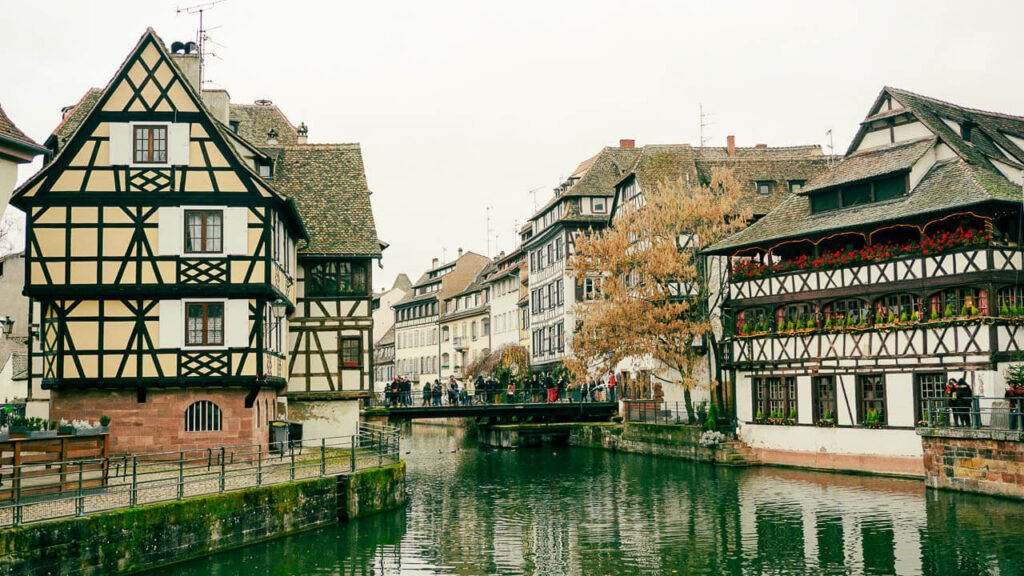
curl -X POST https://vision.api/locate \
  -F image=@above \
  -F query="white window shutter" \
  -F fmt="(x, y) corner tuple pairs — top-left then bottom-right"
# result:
(223, 207), (249, 255)
(157, 207), (181, 256)
(158, 300), (182, 348)
(168, 123), (190, 165)
(225, 300), (249, 348)
(108, 123), (131, 165)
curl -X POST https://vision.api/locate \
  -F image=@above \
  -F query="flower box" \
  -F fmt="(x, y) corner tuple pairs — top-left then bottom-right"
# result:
(9, 426), (28, 438)
(58, 426), (75, 436)
(28, 430), (57, 439)
(815, 419), (836, 428)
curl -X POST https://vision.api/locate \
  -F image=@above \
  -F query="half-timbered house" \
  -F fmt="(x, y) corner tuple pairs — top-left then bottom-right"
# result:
(524, 140), (642, 373)
(10, 29), (306, 453)
(708, 87), (1024, 475)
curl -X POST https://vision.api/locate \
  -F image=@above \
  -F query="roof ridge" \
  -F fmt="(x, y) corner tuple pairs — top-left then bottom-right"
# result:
(847, 136), (936, 157)
(887, 86), (1024, 123)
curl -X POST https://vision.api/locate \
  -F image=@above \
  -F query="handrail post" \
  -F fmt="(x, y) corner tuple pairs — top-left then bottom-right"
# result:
(257, 444), (263, 486)
(177, 451), (184, 500)
(219, 447), (226, 493)
(289, 441), (295, 480)
(76, 461), (84, 517)
(351, 435), (356, 472)
(14, 466), (21, 526)
(130, 456), (138, 507)
(378, 430), (383, 467)
(320, 438), (326, 476)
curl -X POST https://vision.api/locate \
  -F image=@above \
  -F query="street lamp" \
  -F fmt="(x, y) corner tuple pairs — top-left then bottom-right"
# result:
(0, 317), (13, 337)
(271, 298), (289, 319)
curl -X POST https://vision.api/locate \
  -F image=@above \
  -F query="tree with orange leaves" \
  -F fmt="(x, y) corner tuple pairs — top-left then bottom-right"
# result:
(568, 168), (751, 419)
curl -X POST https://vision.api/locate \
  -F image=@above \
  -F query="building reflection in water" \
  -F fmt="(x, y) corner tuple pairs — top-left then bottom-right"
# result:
(157, 421), (1024, 576)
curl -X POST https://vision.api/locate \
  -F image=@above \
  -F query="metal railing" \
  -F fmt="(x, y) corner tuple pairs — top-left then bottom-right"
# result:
(373, 387), (615, 408)
(0, 423), (399, 528)
(624, 400), (735, 430)
(921, 397), (1024, 431)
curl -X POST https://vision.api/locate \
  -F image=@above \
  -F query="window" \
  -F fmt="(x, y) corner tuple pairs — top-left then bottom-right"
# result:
(555, 322), (564, 352)
(735, 307), (770, 333)
(915, 373), (946, 423)
(753, 376), (797, 419)
(258, 162), (272, 178)
(184, 210), (223, 253)
(442, 353), (450, 369)
(185, 400), (222, 432)
(875, 293), (921, 321)
(342, 338), (361, 367)
(810, 174), (907, 214)
(307, 261), (368, 296)
(788, 180), (805, 194)
(584, 278), (598, 300)
(929, 287), (987, 317)
(778, 303), (814, 327)
(812, 376), (837, 422)
(483, 319), (490, 336)
(824, 298), (869, 326)
(555, 279), (563, 306)
(229, 121), (240, 133)
(755, 181), (773, 196)
(256, 401), (261, 429)
(186, 303), (224, 346)
(472, 322), (478, 340)
(997, 285), (1024, 312)
(857, 375), (886, 425)
(134, 125), (167, 163)
(592, 197), (607, 213)
(442, 326), (450, 341)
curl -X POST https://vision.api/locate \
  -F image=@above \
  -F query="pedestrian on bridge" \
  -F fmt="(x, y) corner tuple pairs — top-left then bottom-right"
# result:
(506, 380), (517, 403)
(464, 377), (475, 405)
(422, 381), (431, 406)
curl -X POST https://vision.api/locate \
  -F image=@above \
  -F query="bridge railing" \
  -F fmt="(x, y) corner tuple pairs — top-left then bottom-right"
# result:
(921, 397), (1024, 431)
(374, 387), (616, 408)
(0, 424), (400, 528)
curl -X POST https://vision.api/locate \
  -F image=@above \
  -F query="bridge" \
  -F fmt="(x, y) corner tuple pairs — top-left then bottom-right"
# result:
(372, 391), (619, 421)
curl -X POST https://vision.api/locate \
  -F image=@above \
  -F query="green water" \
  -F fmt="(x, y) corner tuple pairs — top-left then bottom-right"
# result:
(156, 424), (1024, 575)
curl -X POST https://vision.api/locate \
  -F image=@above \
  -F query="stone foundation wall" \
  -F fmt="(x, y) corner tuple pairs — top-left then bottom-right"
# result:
(0, 463), (407, 575)
(919, 427), (1024, 499)
(50, 388), (279, 455)
(568, 422), (758, 466)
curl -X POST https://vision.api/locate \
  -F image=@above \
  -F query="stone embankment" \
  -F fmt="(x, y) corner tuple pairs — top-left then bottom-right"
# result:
(567, 422), (760, 466)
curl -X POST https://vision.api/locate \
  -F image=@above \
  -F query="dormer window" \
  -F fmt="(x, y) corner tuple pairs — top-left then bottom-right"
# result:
(789, 180), (805, 194)
(809, 174), (907, 214)
(258, 161), (272, 178)
(755, 181), (773, 196)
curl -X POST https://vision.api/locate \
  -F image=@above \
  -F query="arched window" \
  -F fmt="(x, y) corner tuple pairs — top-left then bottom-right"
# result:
(874, 293), (922, 321)
(442, 353), (450, 369)
(185, 401), (222, 432)
(777, 303), (815, 327)
(735, 308), (770, 333)
(928, 287), (987, 317)
(442, 326), (450, 342)
(256, 401), (261, 428)
(997, 285), (1024, 313)
(823, 298), (870, 326)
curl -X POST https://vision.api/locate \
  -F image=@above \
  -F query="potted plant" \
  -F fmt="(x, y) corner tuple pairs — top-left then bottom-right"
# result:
(786, 407), (797, 425)
(755, 408), (766, 424)
(9, 416), (29, 438)
(30, 419), (58, 439)
(816, 409), (836, 427)
(58, 419), (74, 436)
(99, 415), (111, 433)
(862, 409), (884, 429)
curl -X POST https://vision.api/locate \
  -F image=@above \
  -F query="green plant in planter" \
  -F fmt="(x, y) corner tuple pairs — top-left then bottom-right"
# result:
(911, 311), (919, 322)
(704, 403), (718, 431)
(876, 312), (885, 324)
(899, 311), (908, 323)
(807, 318), (816, 330)
(970, 305), (979, 316)
(931, 309), (940, 321)
(887, 312), (896, 324)
(825, 317), (833, 328)
(786, 321), (794, 331)
(961, 304), (971, 317)
(944, 304), (954, 319)
(756, 408), (764, 422)
(795, 318), (804, 330)
(777, 319), (785, 332)
(742, 323), (749, 334)
(49, 420), (57, 430)
(788, 407), (797, 422)
(1002, 303), (1011, 316)
(99, 415), (111, 427)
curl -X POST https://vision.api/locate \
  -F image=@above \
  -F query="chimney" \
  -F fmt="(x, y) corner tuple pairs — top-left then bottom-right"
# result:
(266, 128), (279, 146)
(170, 53), (201, 92)
(727, 135), (735, 156)
(296, 122), (309, 145)
(619, 139), (635, 149)
(755, 144), (767, 148)
(432, 258), (439, 268)
(458, 248), (464, 258)
(201, 89), (230, 124)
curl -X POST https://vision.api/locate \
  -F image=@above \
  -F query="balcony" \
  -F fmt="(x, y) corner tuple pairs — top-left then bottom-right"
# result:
(727, 316), (1024, 366)
(453, 337), (468, 351)
(728, 246), (1023, 302)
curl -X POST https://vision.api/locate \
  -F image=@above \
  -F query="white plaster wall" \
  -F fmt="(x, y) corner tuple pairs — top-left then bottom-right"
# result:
(886, 373), (915, 427)
(797, 375), (813, 424)
(288, 399), (359, 446)
(835, 374), (857, 426)
(893, 121), (932, 142)
(373, 285), (410, 343)
(0, 356), (23, 403)
(739, 424), (923, 458)
(0, 159), (16, 221)
(857, 129), (890, 150)
(0, 253), (29, 338)
(25, 400), (49, 420)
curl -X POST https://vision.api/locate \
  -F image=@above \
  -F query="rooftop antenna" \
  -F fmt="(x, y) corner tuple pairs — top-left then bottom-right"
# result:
(176, 0), (227, 87)
(699, 103), (713, 148)
(486, 206), (493, 257)
(528, 187), (543, 211)
(826, 128), (835, 167)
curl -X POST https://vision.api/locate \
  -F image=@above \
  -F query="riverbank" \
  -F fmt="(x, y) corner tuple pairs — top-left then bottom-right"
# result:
(0, 462), (407, 576)
(564, 421), (760, 466)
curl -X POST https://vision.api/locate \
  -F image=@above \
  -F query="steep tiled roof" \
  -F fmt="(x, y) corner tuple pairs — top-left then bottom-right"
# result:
(47, 89), (103, 152)
(709, 87), (1024, 253)
(229, 103), (299, 147)
(532, 146), (642, 219)
(271, 144), (380, 256)
(375, 326), (395, 347)
(709, 159), (1020, 253)
(0, 103), (44, 152)
(798, 138), (933, 194)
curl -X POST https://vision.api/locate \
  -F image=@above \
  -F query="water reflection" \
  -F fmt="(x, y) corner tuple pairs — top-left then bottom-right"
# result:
(156, 422), (1024, 575)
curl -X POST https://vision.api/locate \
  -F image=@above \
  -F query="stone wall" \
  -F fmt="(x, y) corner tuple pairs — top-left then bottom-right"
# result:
(568, 422), (758, 466)
(919, 427), (1024, 500)
(0, 463), (407, 575)
(50, 387), (279, 455)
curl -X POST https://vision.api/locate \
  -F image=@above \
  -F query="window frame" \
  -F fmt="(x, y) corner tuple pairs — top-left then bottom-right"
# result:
(183, 209), (224, 254)
(856, 374), (887, 425)
(811, 375), (837, 423)
(185, 302), (225, 347)
(755, 181), (773, 196)
(914, 372), (946, 423)
(133, 124), (168, 164)
(185, 400), (222, 432)
(592, 197), (607, 213)
(341, 338), (362, 368)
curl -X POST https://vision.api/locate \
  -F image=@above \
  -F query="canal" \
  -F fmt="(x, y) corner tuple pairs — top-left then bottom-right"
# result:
(155, 422), (1024, 575)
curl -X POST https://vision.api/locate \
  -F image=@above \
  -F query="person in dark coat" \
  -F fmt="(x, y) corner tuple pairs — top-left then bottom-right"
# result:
(1006, 381), (1024, 431)
(953, 377), (973, 427)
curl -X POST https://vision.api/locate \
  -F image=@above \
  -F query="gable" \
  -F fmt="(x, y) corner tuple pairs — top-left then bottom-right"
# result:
(9, 29), (303, 240)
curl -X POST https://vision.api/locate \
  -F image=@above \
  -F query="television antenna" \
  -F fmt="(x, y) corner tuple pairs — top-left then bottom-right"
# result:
(528, 186), (543, 210)
(176, 0), (227, 87)
(699, 103), (713, 148)
(486, 206), (493, 257)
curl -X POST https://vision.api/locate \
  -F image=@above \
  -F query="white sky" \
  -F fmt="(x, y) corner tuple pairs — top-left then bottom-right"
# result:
(3, 0), (1024, 289)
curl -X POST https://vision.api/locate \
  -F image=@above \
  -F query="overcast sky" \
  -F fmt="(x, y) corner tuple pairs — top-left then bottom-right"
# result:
(3, 0), (1023, 288)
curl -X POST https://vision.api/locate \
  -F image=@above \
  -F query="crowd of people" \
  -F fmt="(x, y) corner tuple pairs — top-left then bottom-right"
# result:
(381, 372), (618, 408)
